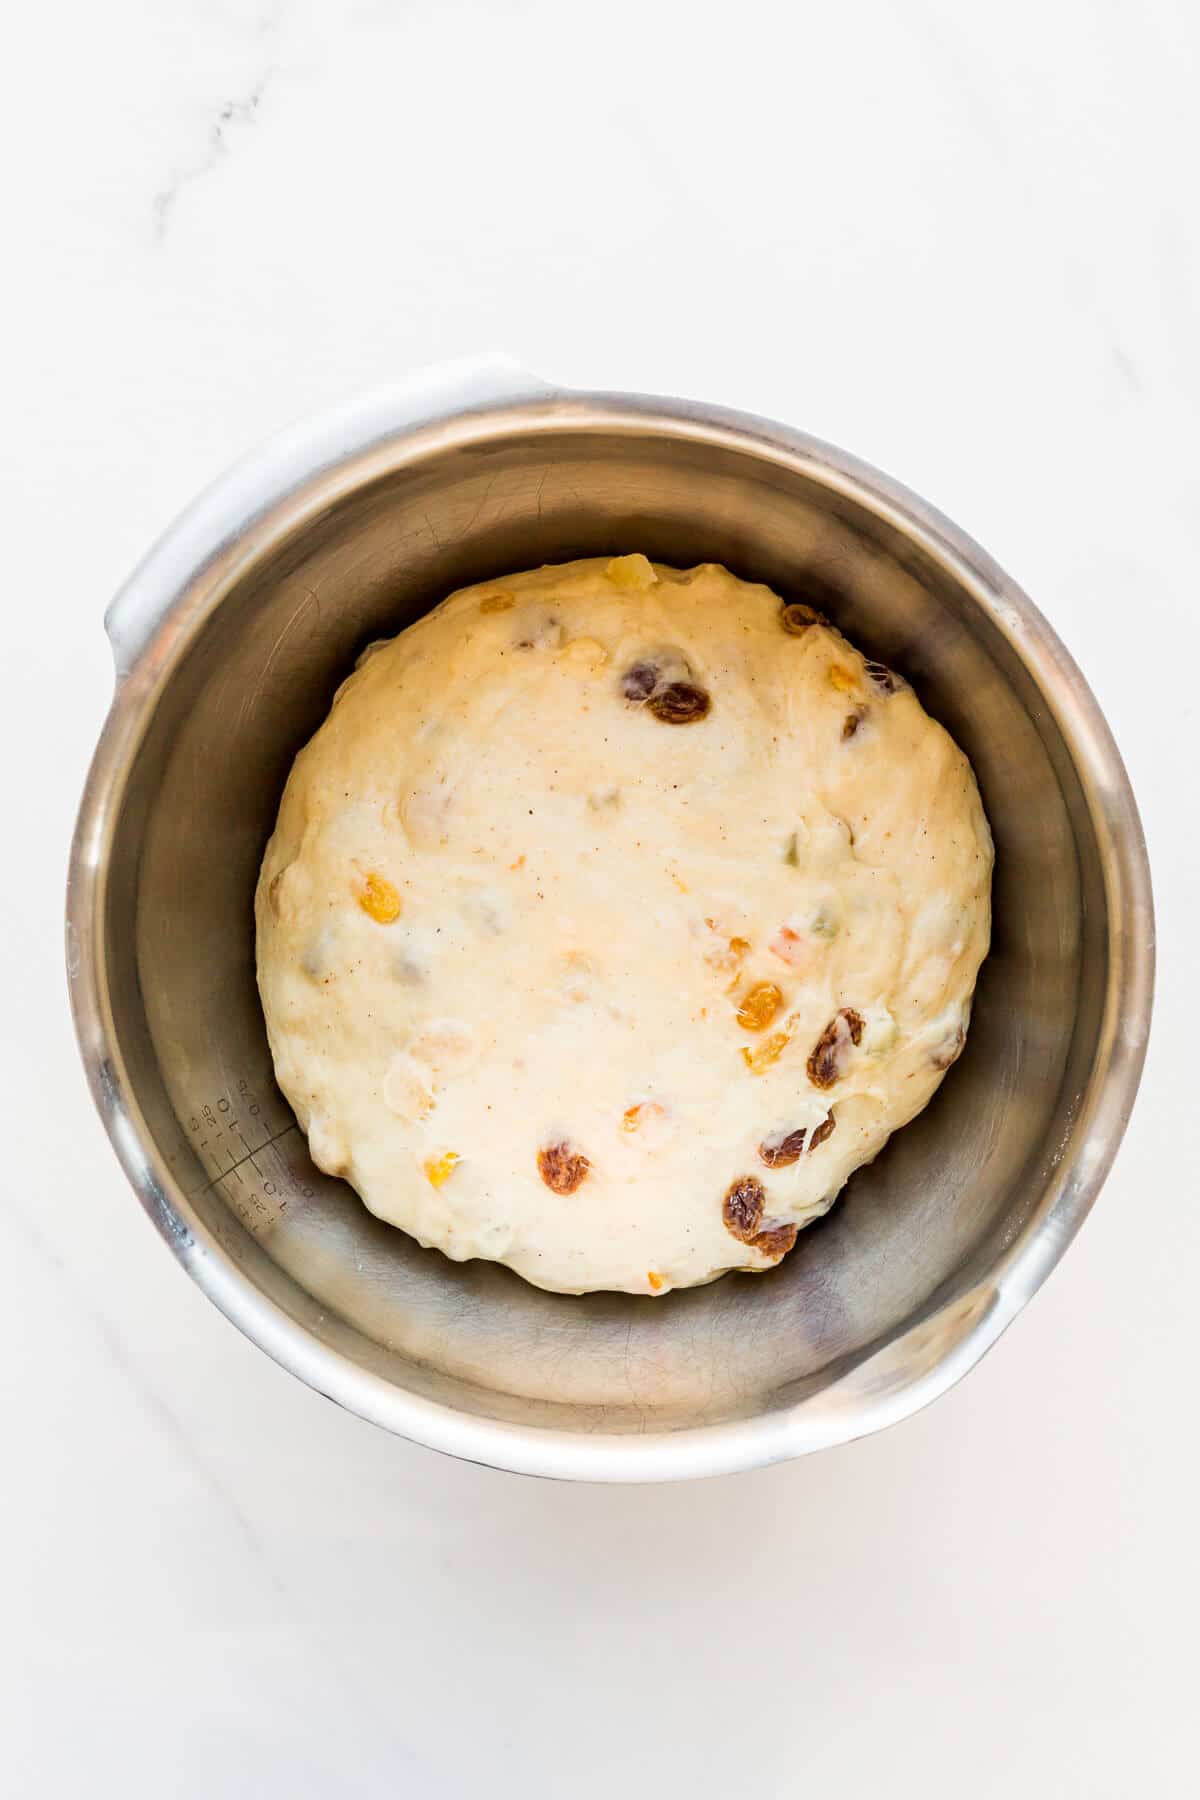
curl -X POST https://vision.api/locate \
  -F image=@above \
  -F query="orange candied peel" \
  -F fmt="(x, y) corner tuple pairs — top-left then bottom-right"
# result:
(769, 926), (809, 969)
(703, 926), (751, 986)
(736, 980), (784, 1033)
(647, 1270), (665, 1293)
(423, 1151), (461, 1189)
(358, 872), (402, 923)
(622, 1100), (666, 1133)
(741, 1030), (790, 1075)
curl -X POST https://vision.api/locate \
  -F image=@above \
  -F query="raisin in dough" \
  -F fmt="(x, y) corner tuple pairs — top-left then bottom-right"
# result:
(256, 556), (992, 1295)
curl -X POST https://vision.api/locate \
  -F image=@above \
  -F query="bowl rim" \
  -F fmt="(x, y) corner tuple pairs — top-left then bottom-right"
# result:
(66, 371), (1155, 1481)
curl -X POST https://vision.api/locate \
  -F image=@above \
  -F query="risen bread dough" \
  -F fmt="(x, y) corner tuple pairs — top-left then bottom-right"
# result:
(256, 557), (992, 1296)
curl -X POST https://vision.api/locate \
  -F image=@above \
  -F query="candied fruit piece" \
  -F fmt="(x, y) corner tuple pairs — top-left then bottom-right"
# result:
(383, 1055), (436, 1122)
(479, 592), (515, 614)
(842, 706), (868, 740)
(828, 664), (859, 694)
(769, 926), (809, 969)
(736, 980), (784, 1033)
(647, 1270), (665, 1293)
(811, 905), (840, 940)
(741, 1030), (789, 1075)
(622, 1101), (666, 1133)
(758, 1127), (808, 1168)
(647, 682), (711, 724)
(358, 872), (401, 923)
(562, 637), (609, 674)
(537, 1141), (590, 1194)
(411, 1020), (476, 1073)
(606, 553), (658, 590)
(781, 601), (823, 635)
(703, 929), (750, 985)
(424, 1151), (460, 1188)
(807, 1009), (865, 1088)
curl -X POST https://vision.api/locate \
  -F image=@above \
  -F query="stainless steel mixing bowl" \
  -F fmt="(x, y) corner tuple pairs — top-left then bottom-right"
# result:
(67, 358), (1154, 1480)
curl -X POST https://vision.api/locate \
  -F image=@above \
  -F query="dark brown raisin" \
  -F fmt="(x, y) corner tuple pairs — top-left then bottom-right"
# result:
(781, 601), (824, 635)
(537, 1142), (590, 1194)
(842, 706), (868, 740)
(647, 682), (711, 724)
(620, 661), (660, 702)
(931, 1024), (966, 1070)
(758, 1128), (808, 1168)
(808, 1112), (837, 1151)
(864, 659), (901, 693)
(723, 1175), (766, 1242)
(807, 1009), (865, 1089)
(751, 1222), (798, 1260)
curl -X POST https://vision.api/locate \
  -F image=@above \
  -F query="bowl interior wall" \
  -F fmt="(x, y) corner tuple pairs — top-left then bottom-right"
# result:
(107, 427), (1093, 1432)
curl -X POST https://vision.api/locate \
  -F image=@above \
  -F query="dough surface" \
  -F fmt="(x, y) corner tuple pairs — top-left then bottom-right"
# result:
(256, 556), (992, 1295)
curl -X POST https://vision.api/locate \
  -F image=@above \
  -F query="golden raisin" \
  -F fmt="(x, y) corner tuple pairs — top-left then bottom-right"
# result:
(736, 980), (784, 1033)
(479, 592), (515, 614)
(752, 1222), (798, 1260)
(722, 1175), (797, 1259)
(741, 1031), (789, 1075)
(758, 1128), (808, 1168)
(358, 872), (402, 923)
(808, 1111), (837, 1151)
(423, 1151), (460, 1188)
(807, 1009), (865, 1088)
(723, 1175), (766, 1242)
(828, 664), (858, 694)
(781, 602), (823, 635)
(537, 1142), (590, 1194)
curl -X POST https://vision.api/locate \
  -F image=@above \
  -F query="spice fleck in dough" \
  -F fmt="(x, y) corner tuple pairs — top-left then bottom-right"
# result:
(255, 558), (992, 1295)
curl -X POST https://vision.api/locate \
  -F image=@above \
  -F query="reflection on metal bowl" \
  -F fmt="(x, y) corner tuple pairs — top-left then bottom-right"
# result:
(67, 359), (1153, 1480)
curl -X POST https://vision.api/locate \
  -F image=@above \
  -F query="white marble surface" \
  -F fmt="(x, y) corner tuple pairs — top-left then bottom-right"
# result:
(3, 1), (1197, 1793)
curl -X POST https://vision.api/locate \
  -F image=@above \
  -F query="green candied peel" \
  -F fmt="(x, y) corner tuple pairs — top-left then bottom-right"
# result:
(811, 904), (841, 940)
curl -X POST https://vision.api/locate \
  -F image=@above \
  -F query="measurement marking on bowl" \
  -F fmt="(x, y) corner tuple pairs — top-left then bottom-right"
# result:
(182, 1075), (312, 1237)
